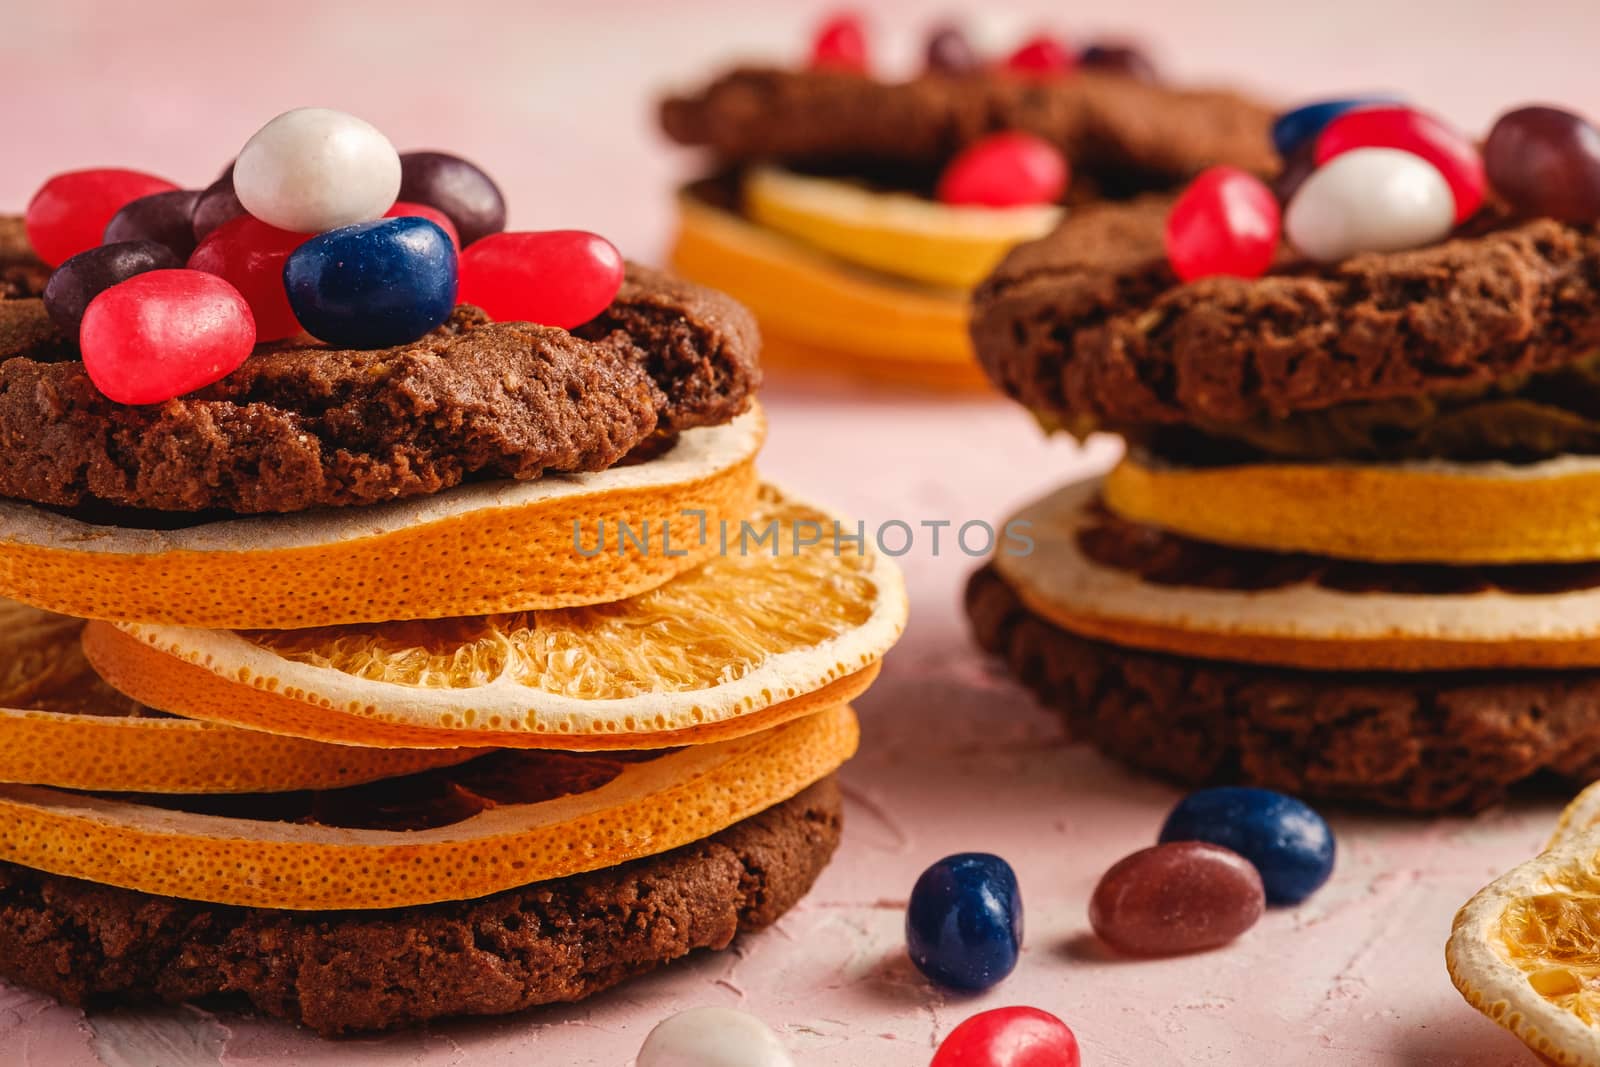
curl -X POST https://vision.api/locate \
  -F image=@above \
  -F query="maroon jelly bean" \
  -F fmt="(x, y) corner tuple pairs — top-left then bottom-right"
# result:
(191, 171), (247, 243)
(1484, 105), (1600, 222)
(925, 24), (980, 75)
(104, 189), (202, 260)
(1089, 842), (1265, 956)
(1080, 42), (1158, 83)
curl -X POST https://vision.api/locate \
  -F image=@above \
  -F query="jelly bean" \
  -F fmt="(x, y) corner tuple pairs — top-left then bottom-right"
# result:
(1316, 106), (1485, 222)
(191, 171), (247, 244)
(926, 24), (980, 76)
(809, 13), (868, 74)
(79, 270), (255, 405)
(25, 168), (179, 267)
(1484, 106), (1600, 223)
(1005, 34), (1075, 77)
(1271, 96), (1397, 160)
(938, 133), (1069, 208)
(1284, 147), (1454, 264)
(284, 217), (457, 349)
(636, 1006), (794, 1067)
(103, 189), (201, 261)
(906, 853), (1022, 991)
(188, 216), (310, 342)
(233, 107), (401, 233)
(395, 152), (506, 248)
(930, 1007), (1081, 1067)
(1272, 141), (1318, 206)
(43, 241), (183, 339)
(1089, 842), (1265, 956)
(1080, 42), (1158, 83)
(1160, 786), (1335, 905)
(458, 230), (622, 329)
(1164, 165), (1280, 282)
(384, 200), (460, 249)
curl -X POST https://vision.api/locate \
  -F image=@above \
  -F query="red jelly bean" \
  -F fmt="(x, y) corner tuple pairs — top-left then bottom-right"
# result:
(385, 200), (460, 249)
(810, 13), (868, 73)
(1089, 842), (1265, 957)
(458, 231), (623, 329)
(26, 168), (179, 267)
(938, 133), (1069, 208)
(187, 216), (309, 342)
(79, 270), (256, 405)
(1165, 166), (1281, 282)
(931, 1007), (1081, 1067)
(1005, 34), (1075, 77)
(1315, 106), (1485, 223)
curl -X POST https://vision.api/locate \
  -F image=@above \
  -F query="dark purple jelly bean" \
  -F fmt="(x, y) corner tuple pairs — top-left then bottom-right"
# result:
(1079, 42), (1158, 83)
(191, 172), (247, 243)
(1089, 842), (1265, 956)
(1484, 105), (1600, 222)
(1273, 140), (1319, 205)
(397, 152), (507, 247)
(925, 24), (980, 75)
(42, 240), (183, 338)
(103, 189), (202, 260)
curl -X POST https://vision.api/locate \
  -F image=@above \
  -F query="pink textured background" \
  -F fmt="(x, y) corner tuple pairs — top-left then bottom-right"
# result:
(5, 2), (1600, 1063)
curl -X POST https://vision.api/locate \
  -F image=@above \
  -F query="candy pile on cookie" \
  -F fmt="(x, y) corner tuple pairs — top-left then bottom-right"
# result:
(659, 12), (1276, 387)
(0, 110), (907, 1034)
(967, 94), (1600, 813)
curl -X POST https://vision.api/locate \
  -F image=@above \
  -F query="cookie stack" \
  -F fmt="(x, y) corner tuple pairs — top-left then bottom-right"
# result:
(966, 106), (1600, 813)
(0, 208), (905, 1033)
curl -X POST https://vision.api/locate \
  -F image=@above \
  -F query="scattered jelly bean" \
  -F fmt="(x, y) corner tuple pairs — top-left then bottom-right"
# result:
(458, 230), (623, 329)
(103, 189), (201, 261)
(1164, 165), (1280, 282)
(284, 217), (457, 349)
(384, 200), (460, 249)
(1005, 34), (1075, 76)
(636, 1006), (795, 1067)
(79, 269), (255, 405)
(42, 241), (183, 339)
(906, 852), (1022, 991)
(233, 107), (401, 233)
(1284, 147), (1454, 263)
(25, 168), (179, 267)
(1484, 105), (1600, 223)
(937, 132), (1069, 208)
(1089, 842), (1265, 956)
(930, 1007), (1081, 1067)
(396, 152), (506, 248)
(925, 24), (980, 75)
(191, 171), (247, 243)
(1272, 141), (1318, 206)
(809, 12), (868, 73)
(1079, 42), (1158, 83)
(188, 216), (310, 342)
(1315, 105), (1485, 222)
(1271, 96), (1397, 159)
(1159, 786), (1335, 905)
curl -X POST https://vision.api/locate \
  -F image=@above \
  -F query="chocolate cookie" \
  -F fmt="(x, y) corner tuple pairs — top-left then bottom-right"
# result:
(0, 217), (47, 301)
(0, 256), (760, 514)
(0, 777), (840, 1035)
(967, 566), (1600, 812)
(662, 67), (1277, 185)
(971, 194), (1600, 428)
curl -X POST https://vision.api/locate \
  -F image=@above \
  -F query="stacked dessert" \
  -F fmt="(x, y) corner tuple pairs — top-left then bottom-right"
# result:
(660, 14), (1275, 388)
(966, 97), (1600, 812)
(0, 109), (906, 1034)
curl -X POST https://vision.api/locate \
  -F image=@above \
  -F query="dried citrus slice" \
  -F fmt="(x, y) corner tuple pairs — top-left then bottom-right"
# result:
(1107, 451), (1600, 564)
(0, 703), (859, 910)
(0, 599), (473, 793)
(744, 166), (1063, 289)
(998, 477), (1600, 671)
(1547, 781), (1600, 850)
(0, 408), (763, 630)
(83, 484), (907, 748)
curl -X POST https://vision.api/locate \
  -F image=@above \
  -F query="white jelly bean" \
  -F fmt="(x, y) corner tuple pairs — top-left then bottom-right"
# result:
(233, 108), (401, 233)
(1285, 147), (1454, 262)
(637, 1006), (796, 1067)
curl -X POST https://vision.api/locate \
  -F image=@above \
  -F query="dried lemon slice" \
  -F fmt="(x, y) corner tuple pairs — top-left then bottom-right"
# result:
(0, 599), (473, 793)
(83, 484), (907, 748)
(0, 703), (858, 910)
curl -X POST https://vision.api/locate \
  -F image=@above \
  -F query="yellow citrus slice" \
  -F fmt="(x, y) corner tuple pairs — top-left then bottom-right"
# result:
(83, 484), (907, 748)
(998, 477), (1600, 671)
(0, 599), (474, 793)
(744, 166), (1063, 290)
(0, 702), (858, 910)
(0, 408), (763, 630)
(1107, 451), (1600, 564)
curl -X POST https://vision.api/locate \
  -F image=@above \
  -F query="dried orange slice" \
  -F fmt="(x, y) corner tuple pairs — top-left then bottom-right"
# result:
(0, 409), (763, 630)
(83, 484), (907, 749)
(0, 599), (473, 793)
(0, 702), (859, 910)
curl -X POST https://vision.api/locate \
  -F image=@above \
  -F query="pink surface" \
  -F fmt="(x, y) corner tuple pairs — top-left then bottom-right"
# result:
(5, 2), (1599, 1063)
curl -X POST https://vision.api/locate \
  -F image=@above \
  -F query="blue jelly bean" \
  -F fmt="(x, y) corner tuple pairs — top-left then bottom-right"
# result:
(906, 852), (1022, 990)
(283, 217), (457, 349)
(1159, 787), (1334, 905)
(1271, 96), (1400, 159)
